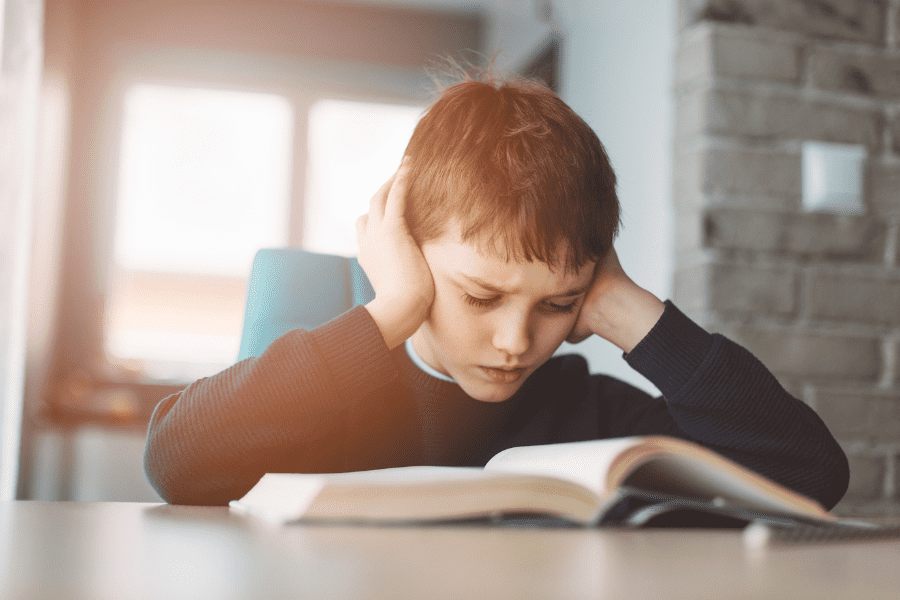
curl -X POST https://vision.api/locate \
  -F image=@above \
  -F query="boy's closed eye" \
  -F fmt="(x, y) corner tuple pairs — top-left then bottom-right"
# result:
(461, 292), (582, 315)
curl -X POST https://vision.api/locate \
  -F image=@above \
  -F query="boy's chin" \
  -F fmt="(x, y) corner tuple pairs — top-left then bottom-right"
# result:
(457, 377), (524, 403)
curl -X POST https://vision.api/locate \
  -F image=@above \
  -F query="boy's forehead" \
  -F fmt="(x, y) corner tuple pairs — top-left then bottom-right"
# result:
(434, 219), (553, 259)
(424, 226), (595, 290)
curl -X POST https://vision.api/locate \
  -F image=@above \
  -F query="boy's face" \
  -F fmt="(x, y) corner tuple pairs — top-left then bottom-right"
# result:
(411, 225), (595, 402)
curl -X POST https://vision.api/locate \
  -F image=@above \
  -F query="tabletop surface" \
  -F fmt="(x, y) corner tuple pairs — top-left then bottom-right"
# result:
(0, 501), (898, 600)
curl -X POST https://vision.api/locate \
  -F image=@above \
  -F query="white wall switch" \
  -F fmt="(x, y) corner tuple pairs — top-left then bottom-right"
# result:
(802, 141), (866, 215)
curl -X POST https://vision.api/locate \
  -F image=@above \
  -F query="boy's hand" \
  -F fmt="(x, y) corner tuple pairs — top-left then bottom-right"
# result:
(356, 162), (435, 349)
(566, 247), (665, 354)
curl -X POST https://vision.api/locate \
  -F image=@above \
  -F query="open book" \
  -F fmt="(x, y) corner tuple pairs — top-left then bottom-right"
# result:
(229, 436), (833, 526)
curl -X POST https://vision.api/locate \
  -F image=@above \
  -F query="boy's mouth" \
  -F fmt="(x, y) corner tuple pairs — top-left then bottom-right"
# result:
(478, 366), (527, 383)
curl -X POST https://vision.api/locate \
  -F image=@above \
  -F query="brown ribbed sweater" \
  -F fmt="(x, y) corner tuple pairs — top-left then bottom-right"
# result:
(143, 301), (849, 509)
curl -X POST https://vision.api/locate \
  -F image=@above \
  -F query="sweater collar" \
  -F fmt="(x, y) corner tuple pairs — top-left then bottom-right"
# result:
(404, 337), (455, 383)
(391, 344), (521, 466)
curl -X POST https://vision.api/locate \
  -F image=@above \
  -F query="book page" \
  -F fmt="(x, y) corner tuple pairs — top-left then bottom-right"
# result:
(230, 468), (486, 521)
(621, 440), (830, 519)
(484, 438), (643, 496)
(230, 473), (327, 524)
(323, 466), (488, 484)
(234, 466), (603, 524)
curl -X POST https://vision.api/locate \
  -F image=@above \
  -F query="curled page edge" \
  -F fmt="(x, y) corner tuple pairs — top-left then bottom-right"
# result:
(229, 474), (327, 524)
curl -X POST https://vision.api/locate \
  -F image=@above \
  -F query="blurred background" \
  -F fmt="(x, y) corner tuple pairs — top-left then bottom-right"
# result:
(2, 0), (898, 517)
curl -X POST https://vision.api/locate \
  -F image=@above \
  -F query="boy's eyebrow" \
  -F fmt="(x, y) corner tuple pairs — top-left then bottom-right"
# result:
(455, 273), (589, 298)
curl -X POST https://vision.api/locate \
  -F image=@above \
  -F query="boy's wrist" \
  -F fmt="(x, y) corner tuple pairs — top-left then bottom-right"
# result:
(365, 297), (428, 350)
(589, 280), (665, 354)
(623, 301), (714, 399)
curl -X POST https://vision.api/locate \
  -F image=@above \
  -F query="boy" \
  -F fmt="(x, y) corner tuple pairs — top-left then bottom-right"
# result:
(144, 74), (849, 509)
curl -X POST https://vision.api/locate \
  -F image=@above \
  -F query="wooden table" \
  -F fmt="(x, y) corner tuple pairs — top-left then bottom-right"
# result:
(0, 501), (897, 599)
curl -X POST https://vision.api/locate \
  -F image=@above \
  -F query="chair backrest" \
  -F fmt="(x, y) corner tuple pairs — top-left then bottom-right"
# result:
(237, 248), (375, 361)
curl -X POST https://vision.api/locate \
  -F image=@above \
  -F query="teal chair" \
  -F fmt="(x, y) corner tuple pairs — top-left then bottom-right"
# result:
(237, 248), (376, 361)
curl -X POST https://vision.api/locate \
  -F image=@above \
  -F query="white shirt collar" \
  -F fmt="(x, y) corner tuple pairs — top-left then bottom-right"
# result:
(405, 337), (455, 383)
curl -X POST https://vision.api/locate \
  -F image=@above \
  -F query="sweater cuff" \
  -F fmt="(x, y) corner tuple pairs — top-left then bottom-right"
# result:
(623, 300), (713, 399)
(309, 305), (399, 398)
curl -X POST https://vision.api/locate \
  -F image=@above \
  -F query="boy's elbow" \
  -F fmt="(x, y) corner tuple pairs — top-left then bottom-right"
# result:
(818, 447), (850, 512)
(143, 440), (251, 506)
(143, 441), (181, 504)
(143, 435), (204, 505)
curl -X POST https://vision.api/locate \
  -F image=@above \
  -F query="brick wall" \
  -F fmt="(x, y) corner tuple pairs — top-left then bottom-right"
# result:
(674, 0), (900, 515)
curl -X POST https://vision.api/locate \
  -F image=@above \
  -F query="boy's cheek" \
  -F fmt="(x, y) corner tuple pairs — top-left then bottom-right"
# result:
(535, 316), (579, 357)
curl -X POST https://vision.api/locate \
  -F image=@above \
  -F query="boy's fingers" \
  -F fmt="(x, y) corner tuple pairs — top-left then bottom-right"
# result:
(356, 213), (367, 243)
(369, 172), (397, 217)
(383, 162), (411, 222)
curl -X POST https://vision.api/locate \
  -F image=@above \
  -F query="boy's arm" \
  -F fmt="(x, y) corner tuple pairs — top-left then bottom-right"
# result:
(570, 249), (849, 509)
(616, 302), (848, 509)
(143, 305), (418, 505)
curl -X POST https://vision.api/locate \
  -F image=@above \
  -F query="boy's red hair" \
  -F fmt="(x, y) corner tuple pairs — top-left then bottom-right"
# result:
(403, 71), (619, 271)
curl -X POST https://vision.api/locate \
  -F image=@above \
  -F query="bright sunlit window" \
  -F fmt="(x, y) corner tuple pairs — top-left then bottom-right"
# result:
(106, 84), (294, 381)
(304, 99), (423, 256)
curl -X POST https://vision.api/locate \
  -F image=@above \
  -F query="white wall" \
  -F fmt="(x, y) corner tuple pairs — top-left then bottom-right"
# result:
(0, 0), (43, 500)
(551, 0), (677, 395)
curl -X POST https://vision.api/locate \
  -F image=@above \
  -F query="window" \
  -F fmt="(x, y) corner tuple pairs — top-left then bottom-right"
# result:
(304, 99), (423, 256)
(103, 89), (422, 384)
(105, 84), (294, 381)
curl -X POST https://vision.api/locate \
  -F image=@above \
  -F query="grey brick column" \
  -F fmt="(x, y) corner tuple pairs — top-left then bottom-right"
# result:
(674, 0), (900, 515)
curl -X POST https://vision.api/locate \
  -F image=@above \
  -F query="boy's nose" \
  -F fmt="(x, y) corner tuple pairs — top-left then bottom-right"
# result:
(492, 311), (531, 358)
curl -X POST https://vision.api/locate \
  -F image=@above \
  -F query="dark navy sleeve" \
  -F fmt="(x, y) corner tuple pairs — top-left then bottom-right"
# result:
(609, 301), (849, 510)
(144, 306), (420, 505)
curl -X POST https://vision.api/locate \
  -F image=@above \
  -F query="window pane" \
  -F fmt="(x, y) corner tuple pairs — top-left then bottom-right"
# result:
(304, 99), (422, 256)
(106, 84), (293, 381)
